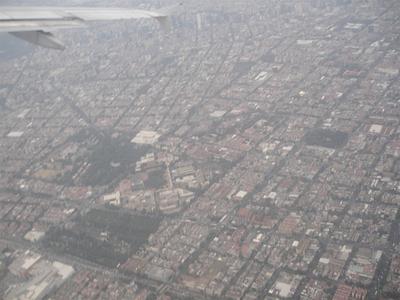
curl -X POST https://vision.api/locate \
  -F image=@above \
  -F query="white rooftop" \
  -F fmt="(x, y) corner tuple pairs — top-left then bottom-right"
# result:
(131, 130), (160, 145)
(7, 131), (24, 138)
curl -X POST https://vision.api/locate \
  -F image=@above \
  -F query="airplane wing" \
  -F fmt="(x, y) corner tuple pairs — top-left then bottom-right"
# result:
(0, 6), (180, 50)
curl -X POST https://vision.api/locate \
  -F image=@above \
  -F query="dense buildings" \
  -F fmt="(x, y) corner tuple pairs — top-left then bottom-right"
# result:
(0, 0), (400, 299)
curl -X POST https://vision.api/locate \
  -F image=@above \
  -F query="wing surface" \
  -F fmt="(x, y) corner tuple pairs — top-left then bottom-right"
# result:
(0, 6), (176, 49)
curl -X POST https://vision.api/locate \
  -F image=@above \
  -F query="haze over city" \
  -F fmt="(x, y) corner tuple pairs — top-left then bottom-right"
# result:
(0, 1), (400, 300)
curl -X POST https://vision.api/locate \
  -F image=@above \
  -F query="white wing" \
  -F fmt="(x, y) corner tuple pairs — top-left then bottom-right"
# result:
(0, 6), (177, 50)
